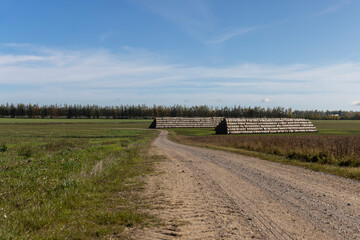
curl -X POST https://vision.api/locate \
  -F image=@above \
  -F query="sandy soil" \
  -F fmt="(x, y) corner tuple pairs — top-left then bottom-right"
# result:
(135, 130), (360, 239)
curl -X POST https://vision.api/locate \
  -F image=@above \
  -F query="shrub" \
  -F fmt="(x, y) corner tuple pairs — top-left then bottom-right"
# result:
(17, 145), (33, 158)
(0, 143), (7, 152)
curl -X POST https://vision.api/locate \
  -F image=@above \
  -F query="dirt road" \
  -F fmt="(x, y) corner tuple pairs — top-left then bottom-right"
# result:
(136, 131), (360, 239)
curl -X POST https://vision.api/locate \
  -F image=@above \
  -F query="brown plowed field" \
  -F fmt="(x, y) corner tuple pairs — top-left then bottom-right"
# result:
(136, 131), (360, 239)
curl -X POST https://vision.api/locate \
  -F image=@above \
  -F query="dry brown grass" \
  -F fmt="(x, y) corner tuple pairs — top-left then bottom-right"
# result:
(176, 135), (360, 167)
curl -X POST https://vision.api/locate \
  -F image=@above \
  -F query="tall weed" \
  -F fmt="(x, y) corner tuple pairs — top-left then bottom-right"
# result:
(178, 135), (360, 167)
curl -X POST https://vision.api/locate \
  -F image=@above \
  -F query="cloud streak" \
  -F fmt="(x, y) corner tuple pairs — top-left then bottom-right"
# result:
(351, 101), (360, 106)
(312, 0), (352, 17)
(1, 44), (360, 109)
(206, 27), (258, 44)
(262, 97), (271, 103)
(137, 0), (214, 39)
(206, 19), (288, 44)
(98, 31), (118, 42)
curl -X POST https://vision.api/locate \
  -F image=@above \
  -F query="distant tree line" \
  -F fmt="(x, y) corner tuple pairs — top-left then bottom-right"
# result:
(0, 103), (359, 120)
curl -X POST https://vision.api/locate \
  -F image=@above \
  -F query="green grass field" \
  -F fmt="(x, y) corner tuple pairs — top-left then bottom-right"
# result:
(0, 119), (158, 239)
(312, 120), (360, 135)
(2, 119), (359, 135)
(0, 118), (152, 127)
(1, 118), (359, 238)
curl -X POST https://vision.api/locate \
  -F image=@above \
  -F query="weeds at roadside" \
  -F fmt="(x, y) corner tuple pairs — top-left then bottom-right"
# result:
(173, 135), (360, 180)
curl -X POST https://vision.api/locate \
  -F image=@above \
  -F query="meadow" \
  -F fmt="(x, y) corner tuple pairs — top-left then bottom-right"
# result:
(0, 119), (156, 239)
(169, 120), (360, 180)
(1, 118), (359, 238)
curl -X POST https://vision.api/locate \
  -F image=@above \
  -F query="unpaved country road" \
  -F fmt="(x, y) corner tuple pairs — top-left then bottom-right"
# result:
(136, 131), (360, 239)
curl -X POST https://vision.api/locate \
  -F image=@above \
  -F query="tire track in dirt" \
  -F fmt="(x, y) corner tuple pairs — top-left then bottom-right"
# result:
(136, 131), (360, 239)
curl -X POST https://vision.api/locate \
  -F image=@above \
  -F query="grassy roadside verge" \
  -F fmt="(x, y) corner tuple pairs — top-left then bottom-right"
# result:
(170, 134), (360, 180)
(0, 121), (159, 239)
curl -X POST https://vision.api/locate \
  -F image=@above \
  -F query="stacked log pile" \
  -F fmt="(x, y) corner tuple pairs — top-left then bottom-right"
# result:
(215, 118), (317, 134)
(149, 117), (223, 128)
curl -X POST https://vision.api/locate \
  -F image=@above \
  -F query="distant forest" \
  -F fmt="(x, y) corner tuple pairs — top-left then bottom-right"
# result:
(0, 103), (359, 120)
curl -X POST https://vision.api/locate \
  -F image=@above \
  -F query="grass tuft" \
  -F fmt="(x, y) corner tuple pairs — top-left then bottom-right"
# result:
(0, 142), (7, 152)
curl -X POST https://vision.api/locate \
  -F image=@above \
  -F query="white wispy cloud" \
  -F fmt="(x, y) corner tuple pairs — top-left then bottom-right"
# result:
(312, 0), (352, 17)
(262, 97), (271, 103)
(136, 0), (214, 39)
(2, 45), (360, 86)
(206, 18), (288, 44)
(98, 31), (118, 42)
(0, 55), (49, 65)
(351, 101), (360, 106)
(207, 27), (258, 44)
(0, 42), (32, 48)
(135, 1), (282, 45)
(1, 44), (360, 109)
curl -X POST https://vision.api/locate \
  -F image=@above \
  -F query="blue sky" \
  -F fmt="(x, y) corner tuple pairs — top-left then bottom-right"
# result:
(1, 0), (360, 110)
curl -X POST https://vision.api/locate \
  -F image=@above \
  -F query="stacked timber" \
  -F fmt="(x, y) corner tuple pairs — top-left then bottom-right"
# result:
(215, 118), (317, 134)
(149, 117), (223, 128)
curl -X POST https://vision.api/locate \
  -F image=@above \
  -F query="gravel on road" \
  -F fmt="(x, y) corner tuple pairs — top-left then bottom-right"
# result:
(136, 130), (360, 240)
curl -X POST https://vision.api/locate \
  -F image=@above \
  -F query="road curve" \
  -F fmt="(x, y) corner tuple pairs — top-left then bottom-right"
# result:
(142, 130), (360, 239)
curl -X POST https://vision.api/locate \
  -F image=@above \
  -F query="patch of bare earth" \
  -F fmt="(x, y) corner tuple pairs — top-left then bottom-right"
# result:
(135, 131), (360, 239)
